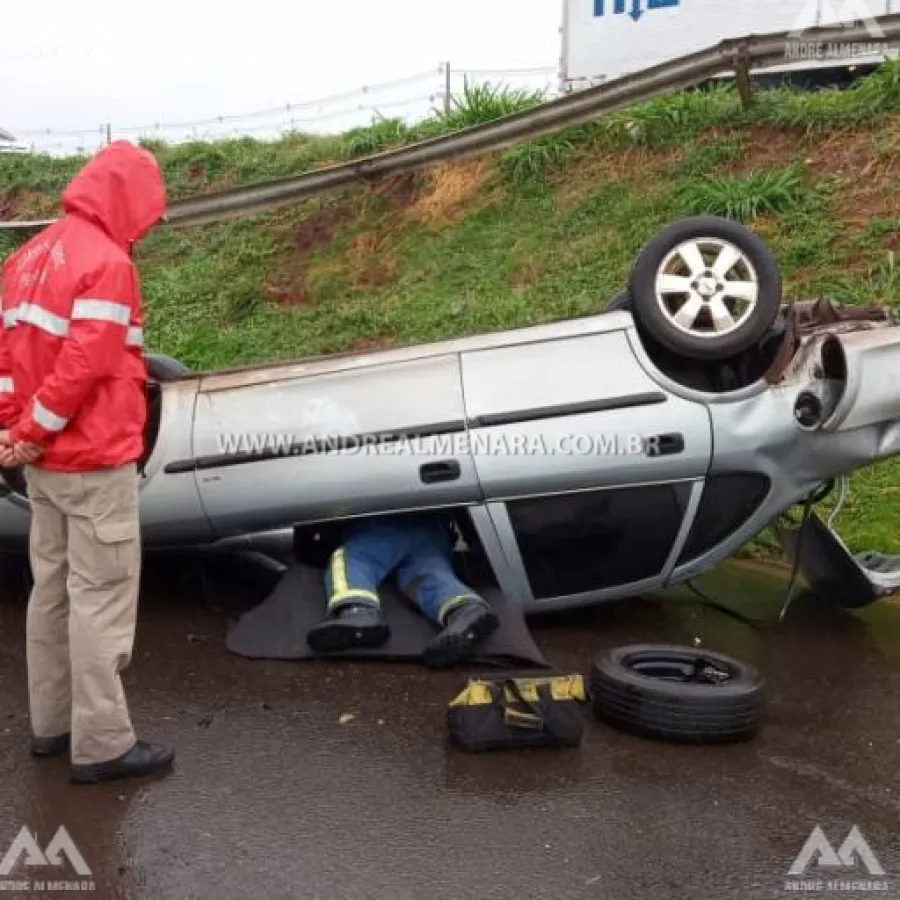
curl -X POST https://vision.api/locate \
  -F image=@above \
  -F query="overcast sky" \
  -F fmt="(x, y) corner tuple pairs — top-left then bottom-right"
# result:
(3, 0), (563, 152)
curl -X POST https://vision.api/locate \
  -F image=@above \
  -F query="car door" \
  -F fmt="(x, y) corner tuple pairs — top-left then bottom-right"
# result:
(459, 326), (712, 605)
(186, 353), (481, 538)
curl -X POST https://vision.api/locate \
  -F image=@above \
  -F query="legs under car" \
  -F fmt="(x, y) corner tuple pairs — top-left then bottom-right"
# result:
(305, 514), (499, 668)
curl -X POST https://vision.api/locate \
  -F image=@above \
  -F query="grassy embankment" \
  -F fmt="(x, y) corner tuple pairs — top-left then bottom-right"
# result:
(1, 65), (900, 555)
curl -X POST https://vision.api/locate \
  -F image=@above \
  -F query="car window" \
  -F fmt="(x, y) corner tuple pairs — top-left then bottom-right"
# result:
(505, 482), (693, 599)
(675, 473), (771, 566)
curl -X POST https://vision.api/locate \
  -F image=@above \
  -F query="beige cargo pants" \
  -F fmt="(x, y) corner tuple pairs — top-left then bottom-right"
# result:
(24, 463), (141, 765)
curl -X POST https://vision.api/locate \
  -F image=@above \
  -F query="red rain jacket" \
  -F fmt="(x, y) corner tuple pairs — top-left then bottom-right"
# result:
(0, 141), (167, 472)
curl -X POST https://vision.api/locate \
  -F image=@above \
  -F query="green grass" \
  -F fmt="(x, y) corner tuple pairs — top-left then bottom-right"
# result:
(3, 63), (900, 555)
(676, 135), (746, 176)
(675, 166), (811, 220)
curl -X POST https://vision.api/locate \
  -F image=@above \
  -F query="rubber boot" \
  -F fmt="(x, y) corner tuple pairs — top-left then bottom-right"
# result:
(421, 600), (499, 669)
(306, 602), (391, 653)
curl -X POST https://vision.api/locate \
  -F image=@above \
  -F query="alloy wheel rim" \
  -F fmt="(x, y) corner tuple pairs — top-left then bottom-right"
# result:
(653, 238), (760, 339)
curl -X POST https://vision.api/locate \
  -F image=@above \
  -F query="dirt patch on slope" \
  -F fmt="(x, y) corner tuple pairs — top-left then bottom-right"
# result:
(808, 124), (900, 228)
(370, 171), (425, 209)
(695, 120), (900, 253)
(293, 200), (356, 254)
(262, 171), (430, 305)
(263, 199), (359, 306)
(715, 121), (899, 226)
(805, 125), (887, 178)
(407, 159), (494, 224)
(347, 232), (398, 288)
(554, 145), (683, 209)
(321, 160), (497, 290)
(884, 232), (900, 253)
(715, 124), (811, 175)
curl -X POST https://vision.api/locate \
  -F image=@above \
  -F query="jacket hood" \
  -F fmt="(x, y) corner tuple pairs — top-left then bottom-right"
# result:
(62, 140), (167, 248)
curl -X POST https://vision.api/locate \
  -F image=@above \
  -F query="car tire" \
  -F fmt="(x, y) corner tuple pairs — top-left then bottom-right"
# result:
(589, 643), (765, 744)
(628, 216), (782, 361)
(146, 353), (191, 381)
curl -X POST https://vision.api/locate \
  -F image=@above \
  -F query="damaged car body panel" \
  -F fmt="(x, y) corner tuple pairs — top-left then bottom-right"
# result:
(648, 299), (900, 595)
(1, 218), (899, 614)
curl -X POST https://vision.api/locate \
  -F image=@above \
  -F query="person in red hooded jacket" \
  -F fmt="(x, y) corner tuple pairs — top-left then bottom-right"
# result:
(0, 140), (174, 784)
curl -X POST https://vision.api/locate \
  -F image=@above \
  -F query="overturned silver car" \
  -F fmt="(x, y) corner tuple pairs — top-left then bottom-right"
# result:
(1, 215), (899, 612)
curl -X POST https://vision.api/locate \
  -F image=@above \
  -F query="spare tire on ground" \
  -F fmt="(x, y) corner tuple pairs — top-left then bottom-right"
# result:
(589, 643), (765, 744)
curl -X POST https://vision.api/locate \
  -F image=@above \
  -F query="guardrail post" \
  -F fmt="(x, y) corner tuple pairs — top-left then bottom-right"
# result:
(444, 62), (451, 113)
(733, 48), (754, 108)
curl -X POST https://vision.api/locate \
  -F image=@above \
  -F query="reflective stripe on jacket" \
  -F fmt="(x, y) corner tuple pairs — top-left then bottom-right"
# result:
(0, 140), (167, 471)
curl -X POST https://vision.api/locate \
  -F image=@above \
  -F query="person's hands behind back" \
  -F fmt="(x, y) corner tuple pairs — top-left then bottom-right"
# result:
(0, 430), (14, 467)
(12, 441), (43, 465)
(0, 430), (43, 466)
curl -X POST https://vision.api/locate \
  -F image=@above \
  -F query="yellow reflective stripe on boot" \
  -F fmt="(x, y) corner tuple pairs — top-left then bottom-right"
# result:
(330, 548), (349, 595)
(326, 548), (379, 611)
(438, 593), (482, 626)
(327, 589), (380, 611)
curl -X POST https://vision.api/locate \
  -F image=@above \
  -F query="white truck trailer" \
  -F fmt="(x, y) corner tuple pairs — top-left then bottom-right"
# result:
(559, 0), (898, 89)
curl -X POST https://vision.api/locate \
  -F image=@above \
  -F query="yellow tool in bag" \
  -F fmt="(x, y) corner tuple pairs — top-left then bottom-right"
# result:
(447, 670), (588, 751)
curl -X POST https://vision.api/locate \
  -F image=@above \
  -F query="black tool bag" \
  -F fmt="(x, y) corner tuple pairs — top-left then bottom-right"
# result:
(447, 671), (587, 751)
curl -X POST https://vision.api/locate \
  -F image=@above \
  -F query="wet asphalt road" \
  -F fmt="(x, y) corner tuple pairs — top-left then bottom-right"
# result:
(1, 554), (900, 900)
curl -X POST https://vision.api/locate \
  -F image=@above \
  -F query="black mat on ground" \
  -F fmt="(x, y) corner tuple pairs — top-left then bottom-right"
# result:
(225, 562), (551, 668)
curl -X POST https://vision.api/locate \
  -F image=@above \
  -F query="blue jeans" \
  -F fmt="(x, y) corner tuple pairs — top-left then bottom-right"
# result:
(324, 514), (484, 625)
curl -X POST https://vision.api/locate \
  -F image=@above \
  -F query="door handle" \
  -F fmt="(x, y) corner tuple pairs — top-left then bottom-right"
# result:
(420, 460), (461, 484)
(644, 433), (684, 457)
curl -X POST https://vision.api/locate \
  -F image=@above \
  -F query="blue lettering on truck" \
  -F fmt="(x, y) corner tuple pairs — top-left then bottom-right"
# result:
(594, 0), (679, 21)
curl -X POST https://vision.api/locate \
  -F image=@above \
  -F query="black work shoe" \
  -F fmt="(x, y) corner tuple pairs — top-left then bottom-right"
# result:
(31, 733), (70, 757)
(422, 601), (499, 669)
(306, 603), (390, 654)
(70, 741), (174, 785)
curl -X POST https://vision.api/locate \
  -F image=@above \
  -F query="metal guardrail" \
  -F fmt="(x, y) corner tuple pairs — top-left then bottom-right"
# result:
(3, 15), (900, 233)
